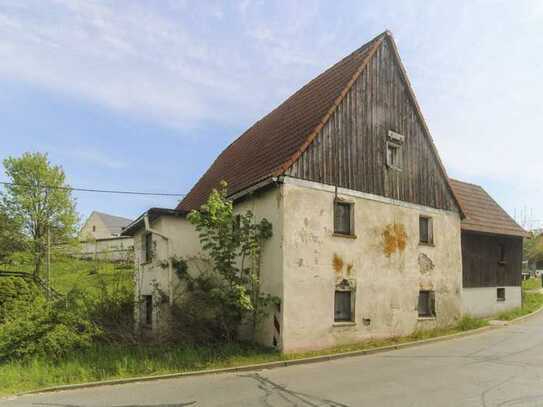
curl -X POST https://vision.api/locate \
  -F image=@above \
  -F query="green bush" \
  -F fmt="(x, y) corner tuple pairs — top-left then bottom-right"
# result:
(0, 291), (100, 361)
(0, 277), (40, 324)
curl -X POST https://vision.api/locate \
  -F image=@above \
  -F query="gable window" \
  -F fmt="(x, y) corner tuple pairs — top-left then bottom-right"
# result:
(334, 201), (354, 236)
(334, 279), (355, 322)
(419, 216), (433, 245)
(92, 225), (96, 232)
(497, 287), (505, 302)
(143, 232), (153, 263)
(418, 290), (435, 318)
(143, 295), (153, 326)
(386, 130), (404, 170)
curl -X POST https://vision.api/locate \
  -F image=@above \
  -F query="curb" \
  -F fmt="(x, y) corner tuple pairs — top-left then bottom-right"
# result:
(16, 305), (543, 397)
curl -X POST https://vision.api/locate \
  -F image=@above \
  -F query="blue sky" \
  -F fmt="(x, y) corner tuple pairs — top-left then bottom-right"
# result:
(1, 1), (542, 228)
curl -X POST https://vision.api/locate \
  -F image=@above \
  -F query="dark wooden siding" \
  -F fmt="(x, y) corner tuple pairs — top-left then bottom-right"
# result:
(287, 38), (457, 212)
(462, 231), (522, 288)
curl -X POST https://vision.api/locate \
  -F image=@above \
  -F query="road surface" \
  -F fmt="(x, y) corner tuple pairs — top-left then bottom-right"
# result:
(3, 312), (543, 406)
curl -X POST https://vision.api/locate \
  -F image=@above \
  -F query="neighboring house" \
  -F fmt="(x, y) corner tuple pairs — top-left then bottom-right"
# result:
(79, 211), (134, 262)
(122, 31), (525, 352)
(450, 180), (528, 317)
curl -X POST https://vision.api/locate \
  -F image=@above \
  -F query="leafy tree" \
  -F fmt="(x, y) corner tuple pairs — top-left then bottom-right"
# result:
(0, 209), (25, 263)
(1, 153), (78, 276)
(186, 181), (276, 342)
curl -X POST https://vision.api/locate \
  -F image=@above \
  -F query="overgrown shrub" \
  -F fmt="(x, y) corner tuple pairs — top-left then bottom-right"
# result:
(0, 290), (99, 361)
(0, 277), (40, 324)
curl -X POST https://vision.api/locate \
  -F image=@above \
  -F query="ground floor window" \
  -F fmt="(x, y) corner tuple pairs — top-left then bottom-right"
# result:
(143, 295), (153, 326)
(418, 290), (435, 317)
(497, 287), (506, 301)
(334, 279), (354, 322)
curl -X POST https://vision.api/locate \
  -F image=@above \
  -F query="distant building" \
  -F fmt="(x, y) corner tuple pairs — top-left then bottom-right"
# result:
(79, 211), (134, 261)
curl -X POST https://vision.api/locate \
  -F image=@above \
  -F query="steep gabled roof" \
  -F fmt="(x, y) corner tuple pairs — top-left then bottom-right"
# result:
(178, 32), (385, 211)
(449, 179), (528, 238)
(178, 31), (463, 216)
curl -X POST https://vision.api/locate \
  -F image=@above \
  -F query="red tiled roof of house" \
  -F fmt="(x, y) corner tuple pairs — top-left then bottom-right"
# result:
(177, 32), (387, 211)
(449, 179), (528, 238)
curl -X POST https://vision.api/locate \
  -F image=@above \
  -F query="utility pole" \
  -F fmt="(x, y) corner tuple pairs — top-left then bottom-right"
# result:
(46, 225), (51, 299)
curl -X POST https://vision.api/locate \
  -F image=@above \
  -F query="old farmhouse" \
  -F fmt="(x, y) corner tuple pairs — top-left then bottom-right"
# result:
(122, 31), (526, 352)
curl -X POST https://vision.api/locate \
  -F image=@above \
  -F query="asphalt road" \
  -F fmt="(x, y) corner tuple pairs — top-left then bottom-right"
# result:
(3, 312), (543, 407)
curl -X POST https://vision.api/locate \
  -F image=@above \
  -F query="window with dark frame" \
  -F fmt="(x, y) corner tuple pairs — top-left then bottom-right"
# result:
(334, 201), (353, 235)
(334, 290), (352, 322)
(144, 295), (153, 326)
(419, 216), (433, 245)
(497, 287), (505, 301)
(143, 232), (153, 263)
(418, 290), (436, 317)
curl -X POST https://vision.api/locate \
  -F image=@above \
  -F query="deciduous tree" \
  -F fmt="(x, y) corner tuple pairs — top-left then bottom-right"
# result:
(1, 153), (78, 276)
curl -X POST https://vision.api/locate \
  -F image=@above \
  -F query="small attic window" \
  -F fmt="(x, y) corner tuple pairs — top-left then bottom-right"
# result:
(92, 225), (96, 232)
(386, 130), (404, 170)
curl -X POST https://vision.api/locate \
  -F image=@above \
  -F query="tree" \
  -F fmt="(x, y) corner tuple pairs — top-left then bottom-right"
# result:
(186, 181), (276, 342)
(1, 153), (78, 276)
(0, 209), (25, 263)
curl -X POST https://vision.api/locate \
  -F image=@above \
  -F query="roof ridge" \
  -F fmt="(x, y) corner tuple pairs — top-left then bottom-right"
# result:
(273, 31), (387, 176)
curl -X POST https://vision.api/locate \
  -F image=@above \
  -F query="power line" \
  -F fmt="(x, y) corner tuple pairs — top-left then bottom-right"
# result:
(0, 181), (185, 197)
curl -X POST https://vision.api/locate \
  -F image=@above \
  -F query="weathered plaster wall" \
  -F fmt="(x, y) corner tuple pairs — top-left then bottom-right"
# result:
(463, 287), (521, 318)
(233, 187), (284, 347)
(280, 178), (463, 352)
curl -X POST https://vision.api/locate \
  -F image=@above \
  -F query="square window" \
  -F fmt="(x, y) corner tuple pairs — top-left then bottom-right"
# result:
(334, 201), (353, 235)
(334, 290), (353, 322)
(497, 287), (505, 301)
(143, 232), (153, 263)
(418, 290), (435, 317)
(143, 295), (153, 326)
(419, 216), (433, 245)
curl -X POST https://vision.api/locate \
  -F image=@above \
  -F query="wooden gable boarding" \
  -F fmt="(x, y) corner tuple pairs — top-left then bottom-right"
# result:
(287, 36), (458, 212)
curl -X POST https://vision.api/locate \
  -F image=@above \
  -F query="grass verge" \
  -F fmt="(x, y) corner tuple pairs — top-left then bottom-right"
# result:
(495, 291), (543, 321)
(2, 291), (542, 397)
(522, 277), (542, 291)
(0, 315), (487, 396)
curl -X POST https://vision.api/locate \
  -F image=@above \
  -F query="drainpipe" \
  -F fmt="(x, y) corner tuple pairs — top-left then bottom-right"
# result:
(144, 214), (174, 306)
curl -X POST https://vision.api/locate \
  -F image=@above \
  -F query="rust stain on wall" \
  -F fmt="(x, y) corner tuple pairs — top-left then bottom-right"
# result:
(332, 253), (344, 273)
(346, 263), (353, 276)
(382, 223), (407, 257)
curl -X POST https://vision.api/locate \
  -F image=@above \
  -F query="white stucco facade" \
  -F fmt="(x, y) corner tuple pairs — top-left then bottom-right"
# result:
(279, 178), (463, 352)
(131, 177), (466, 351)
(462, 287), (521, 318)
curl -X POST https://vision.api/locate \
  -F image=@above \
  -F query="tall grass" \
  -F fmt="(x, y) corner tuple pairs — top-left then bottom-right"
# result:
(0, 316), (491, 396)
(496, 291), (543, 321)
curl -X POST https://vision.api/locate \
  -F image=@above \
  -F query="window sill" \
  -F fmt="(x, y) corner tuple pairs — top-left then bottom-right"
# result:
(333, 233), (357, 239)
(333, 321), (356, 327)
(417, 316), (436, 321)
(419, 242), (435, 247)
(497, 298), (506, 302)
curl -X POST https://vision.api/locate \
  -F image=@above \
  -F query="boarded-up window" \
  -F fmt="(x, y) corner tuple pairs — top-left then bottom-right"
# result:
(334, 201), (353, 235)
(497, 287), (505, 301)
(419, 216), (433, 245)
(143, 232), (153, 263)
(334, 291), (352, 322)
(418, 290), (435, 317)
(144, 295), (153, 326)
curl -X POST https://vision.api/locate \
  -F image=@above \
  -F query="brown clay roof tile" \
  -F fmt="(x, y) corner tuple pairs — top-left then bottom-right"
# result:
(449, 179), (527, 238)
